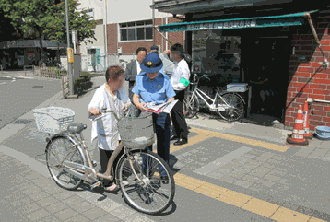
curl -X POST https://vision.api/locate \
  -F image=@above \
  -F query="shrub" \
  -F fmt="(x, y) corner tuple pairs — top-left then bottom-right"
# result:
(73, 72), (93, 95)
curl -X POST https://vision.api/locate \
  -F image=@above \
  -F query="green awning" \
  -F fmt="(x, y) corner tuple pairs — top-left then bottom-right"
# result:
(159, 10), (318, 32)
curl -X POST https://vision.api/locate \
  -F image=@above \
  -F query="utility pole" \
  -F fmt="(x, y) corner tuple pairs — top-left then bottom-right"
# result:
(65, 0), (76, 98)
(104, 0), (108, 71)
(152, 0), (155, 46)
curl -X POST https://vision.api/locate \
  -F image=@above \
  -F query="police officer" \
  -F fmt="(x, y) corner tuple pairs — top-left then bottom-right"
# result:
(132, 53), (176, 181)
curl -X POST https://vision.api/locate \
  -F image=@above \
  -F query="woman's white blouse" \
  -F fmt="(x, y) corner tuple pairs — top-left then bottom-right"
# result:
(88, 84), (130, 150)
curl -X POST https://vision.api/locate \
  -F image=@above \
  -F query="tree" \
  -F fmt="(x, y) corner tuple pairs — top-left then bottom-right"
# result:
(0, 0), (52, 39)
(43, 0), (97, 46)
(0, 0), (96, 45)
(0, 8), (21, 41)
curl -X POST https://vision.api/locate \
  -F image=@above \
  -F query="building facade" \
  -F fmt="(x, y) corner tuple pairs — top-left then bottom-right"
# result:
(77, 0), (184, 72)
(154, 0), (330, 130)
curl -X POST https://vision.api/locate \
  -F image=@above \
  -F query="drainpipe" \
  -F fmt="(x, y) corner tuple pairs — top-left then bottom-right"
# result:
(304, 13), (329, 68)
(104, 0), (108, 70)
(154, 27), (173, 47)
(308, 98), (330, 104)
(166, 17), (168, 51)
(161, 16), (163, 51)
(152, 0), (155, 46)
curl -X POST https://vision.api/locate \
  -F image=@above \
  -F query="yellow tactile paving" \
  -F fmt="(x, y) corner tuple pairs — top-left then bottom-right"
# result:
(309, 217), (327, 222)
(271, 207), (311, 222)
(189, 127), (289, 152)
(173, 173), (206, 190)
(194, 182), (228, 198)
(173, 172), (325, 222)
(217, 190), (253, 207)
(170, 128), (211, 152)
(242, 198), (279, 218)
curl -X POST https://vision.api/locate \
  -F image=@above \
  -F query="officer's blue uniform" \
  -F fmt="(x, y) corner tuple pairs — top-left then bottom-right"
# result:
(132, 72), (175, 176)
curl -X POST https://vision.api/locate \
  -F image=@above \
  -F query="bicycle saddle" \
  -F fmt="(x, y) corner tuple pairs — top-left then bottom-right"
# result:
(67, 123), (87, 134)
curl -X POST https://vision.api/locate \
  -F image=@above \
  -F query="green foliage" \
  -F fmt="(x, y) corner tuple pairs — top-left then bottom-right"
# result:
(0, 0), (96, 44)
(43, 0), (97, 45)
(0, 0), (53, 39)
(72, 72), (93, 95)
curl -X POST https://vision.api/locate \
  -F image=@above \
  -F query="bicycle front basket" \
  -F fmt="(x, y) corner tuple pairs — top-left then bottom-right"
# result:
(118, 111), (155, 149)
(33, 106), (75, 134)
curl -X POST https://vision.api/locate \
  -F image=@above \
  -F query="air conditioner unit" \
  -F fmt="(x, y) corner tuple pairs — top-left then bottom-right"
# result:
(117, 47), (122, 54)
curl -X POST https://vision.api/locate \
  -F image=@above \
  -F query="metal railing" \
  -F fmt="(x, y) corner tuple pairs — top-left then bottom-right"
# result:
(81, 53), (136, 72)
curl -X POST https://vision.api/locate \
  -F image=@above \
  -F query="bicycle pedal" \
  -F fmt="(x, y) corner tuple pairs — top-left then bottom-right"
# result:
(92, 160), (97, 167)
(90, 181), (102, 189)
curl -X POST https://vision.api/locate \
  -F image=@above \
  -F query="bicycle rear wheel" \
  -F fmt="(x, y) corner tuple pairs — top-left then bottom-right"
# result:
(216, 93), (244, 122)
(46, 136), (85, 190)
(183, 94), (199, 119)
(116, 149), (175, 215)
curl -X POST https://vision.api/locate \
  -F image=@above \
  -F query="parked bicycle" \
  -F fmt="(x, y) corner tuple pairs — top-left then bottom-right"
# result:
(33, 106), (175, 215)
(183, 74), (245, 122)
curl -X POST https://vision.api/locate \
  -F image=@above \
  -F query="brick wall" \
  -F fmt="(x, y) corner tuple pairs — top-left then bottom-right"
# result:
(285, 9), (330, 130)
(107, 23), (117, 54)
(107, 17), (184, 54)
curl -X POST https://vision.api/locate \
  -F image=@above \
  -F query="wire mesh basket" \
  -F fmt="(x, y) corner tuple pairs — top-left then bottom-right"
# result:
(33, 106), (75, 134)
(118, 111), (155, 149)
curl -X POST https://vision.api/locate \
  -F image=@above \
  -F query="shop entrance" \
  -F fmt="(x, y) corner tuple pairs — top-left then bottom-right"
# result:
(244, 36), (290, 123)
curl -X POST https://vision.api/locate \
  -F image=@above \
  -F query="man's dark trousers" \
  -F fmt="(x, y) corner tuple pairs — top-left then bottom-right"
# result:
(144, 112), (171, 176)
(171, 89), (188, 139)
(128, 81), (135, 102)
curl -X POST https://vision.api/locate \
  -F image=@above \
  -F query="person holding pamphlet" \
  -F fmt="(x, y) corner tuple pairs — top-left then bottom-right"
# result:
(132, 53), (176, 181)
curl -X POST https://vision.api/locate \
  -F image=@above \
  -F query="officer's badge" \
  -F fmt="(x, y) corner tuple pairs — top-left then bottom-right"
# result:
(147, 61), (152, 66)
(158, 85), (161, 88)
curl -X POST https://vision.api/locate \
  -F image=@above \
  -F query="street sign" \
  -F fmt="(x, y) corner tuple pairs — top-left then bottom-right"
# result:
(72, 30), (77, 53)
(67, 48), (74, 63)
(72, 30), (77, 42)
(97, 48), (100, 64)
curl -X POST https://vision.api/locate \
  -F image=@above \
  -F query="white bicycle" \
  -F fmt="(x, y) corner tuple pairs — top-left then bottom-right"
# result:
(183, 74), (245, 122)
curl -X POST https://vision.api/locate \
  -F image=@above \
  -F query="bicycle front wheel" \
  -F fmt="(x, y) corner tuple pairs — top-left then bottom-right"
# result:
(183, 95), (199, 119)
(46, 136), (85, 190)
(116, 149), (175, 215)
(216, 93), (244, 122)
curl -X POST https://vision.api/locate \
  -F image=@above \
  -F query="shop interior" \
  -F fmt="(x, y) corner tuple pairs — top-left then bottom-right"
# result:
(191, 29), (291, 125)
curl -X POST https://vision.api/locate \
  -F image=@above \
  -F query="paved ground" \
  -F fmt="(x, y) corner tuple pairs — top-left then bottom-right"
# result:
(0, 73), (61, 128)
(1, 72), (330, 221)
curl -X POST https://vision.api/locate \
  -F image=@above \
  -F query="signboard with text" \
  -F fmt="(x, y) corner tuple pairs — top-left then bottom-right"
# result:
(67, 48), (74, 63)
(187, 20), (256, 31)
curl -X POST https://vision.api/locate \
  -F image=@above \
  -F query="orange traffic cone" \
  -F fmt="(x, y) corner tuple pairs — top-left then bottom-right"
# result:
(303, 100), (313, 140)
(286, 105), (309, 146)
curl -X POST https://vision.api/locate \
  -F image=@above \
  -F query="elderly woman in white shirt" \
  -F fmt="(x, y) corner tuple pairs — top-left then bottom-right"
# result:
(88, 65), (131, 192)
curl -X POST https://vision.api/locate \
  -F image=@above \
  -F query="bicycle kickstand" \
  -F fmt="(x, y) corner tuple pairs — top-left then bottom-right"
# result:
(90, 181), (102, 189)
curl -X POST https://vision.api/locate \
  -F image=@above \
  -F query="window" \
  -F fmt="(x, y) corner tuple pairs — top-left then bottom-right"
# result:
(86, 8), (94, 20)
(120, 19), (153, 42)
(88, 49), (96, 54)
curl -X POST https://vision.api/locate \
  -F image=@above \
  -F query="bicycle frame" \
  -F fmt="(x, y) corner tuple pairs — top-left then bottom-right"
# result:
(190, 87), (231, 112)
(47, 130), (142, 185)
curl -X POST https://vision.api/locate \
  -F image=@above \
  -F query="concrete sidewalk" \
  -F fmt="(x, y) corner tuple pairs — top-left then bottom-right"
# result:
(0, 76), (156, 222)
(1, 74), (329, 221)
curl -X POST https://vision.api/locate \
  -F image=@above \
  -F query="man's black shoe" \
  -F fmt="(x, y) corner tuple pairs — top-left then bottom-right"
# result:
(171, 135), (179, 141)
(160, 176), (169, 184)
(173, 138), (188, 146)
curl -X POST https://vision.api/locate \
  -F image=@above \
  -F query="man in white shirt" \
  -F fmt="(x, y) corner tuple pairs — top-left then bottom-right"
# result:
(167, 43), (190, 146)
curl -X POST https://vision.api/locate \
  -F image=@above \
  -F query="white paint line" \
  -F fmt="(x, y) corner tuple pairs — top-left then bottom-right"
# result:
(194, 146), (253, 175)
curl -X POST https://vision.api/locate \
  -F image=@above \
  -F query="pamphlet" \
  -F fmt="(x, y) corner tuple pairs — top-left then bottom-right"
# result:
(144, 100), (179, 114)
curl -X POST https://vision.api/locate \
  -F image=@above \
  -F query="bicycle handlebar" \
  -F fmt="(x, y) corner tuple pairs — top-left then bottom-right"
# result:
(88, 110), (116, 122)
(193, 73), (210, 82)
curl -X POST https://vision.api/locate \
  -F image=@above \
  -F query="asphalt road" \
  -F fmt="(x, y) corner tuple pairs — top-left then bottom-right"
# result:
(0, 76), (62, 129)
